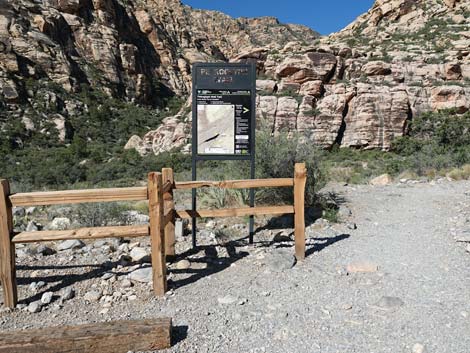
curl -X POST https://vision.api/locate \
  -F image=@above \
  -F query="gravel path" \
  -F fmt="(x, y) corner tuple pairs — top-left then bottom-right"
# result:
(1, 180), (469, 352)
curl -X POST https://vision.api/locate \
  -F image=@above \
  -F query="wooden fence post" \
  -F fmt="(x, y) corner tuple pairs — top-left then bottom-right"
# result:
(294, 163), (307, 261)
(0, 180), (17, 308)
(148, 173), (167, 296)
(162, 168), (175, 259)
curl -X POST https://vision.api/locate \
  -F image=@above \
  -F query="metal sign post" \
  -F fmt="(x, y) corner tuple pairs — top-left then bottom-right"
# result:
(191, 62), (257, 248)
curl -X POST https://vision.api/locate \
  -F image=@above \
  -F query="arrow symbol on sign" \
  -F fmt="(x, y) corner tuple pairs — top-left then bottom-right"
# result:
(243, 107), (250, 113)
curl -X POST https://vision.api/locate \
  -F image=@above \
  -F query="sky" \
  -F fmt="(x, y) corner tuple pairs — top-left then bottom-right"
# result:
(182, 0), (375, 35)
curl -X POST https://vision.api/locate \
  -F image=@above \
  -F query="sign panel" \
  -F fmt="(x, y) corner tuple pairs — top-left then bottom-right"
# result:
(191, 62), (257, 248)
(196, 89), (251, 155)
(192, 63), (256, 159)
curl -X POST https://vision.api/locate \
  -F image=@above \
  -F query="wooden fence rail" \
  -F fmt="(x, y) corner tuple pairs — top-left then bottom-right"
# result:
(0, 163), (307, 308)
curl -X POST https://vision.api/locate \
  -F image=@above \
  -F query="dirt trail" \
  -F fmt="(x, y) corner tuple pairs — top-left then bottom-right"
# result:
(1, 180), (469, 353)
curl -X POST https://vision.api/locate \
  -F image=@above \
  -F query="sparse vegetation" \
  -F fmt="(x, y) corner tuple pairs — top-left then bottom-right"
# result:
(320, 110), (470, 185)
(0, 83), (188, 191)
(302, 108), (321, 116)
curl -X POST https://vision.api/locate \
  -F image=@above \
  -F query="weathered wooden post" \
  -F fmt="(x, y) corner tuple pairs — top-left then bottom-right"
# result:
(0, 179), (17, 308)
(294, 163), (307, 261)
(148, 173), (167, 296)
(162, 168), (175, 259)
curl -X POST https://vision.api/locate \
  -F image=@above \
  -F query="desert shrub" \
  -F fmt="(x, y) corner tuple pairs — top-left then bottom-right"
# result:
(74, 202), (132, 227)
(447, 164), (470, 180)
(255, 129), (326, 206)
(199, 188), (250, 209)
(193, 128), (326, 208)
(392, 109), (470, 172)
(4, 146), (191, 191)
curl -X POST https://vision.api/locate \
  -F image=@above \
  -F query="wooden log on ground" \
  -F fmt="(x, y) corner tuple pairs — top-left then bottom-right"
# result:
(148, 172), (167, 296)
(175, 178), (293, 190)
(0, 179), (17, 308)
(175, 205), (294, 219)
(9, 187), (148, 207)
(294, 163), (307, 261)
(12, 225), (149, 244)
(0, 318), (172, 353)
(162, 168), (175, 258)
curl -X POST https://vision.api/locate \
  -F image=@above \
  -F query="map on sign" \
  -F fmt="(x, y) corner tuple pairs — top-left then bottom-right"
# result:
(197, 104), (235, 154)
(196, 89), (252, 156)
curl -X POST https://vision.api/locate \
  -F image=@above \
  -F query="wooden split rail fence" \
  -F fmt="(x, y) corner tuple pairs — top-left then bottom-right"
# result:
(0, 163), (307, 308)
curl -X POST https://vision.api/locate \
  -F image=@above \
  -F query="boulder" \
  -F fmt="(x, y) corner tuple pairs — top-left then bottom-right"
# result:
(370, 174), (393, 186)
(0, 78), (18, 101)
(124, 135), (143, 150)
(256, 79), (277, 93)
(43, 0), (83, 14)
(444, 0), (458, 8)
(264, 250), (296, 272)
(41, 292), (53, 305)
(276, 52), (337, 84)
(299, 80), (323, 97)
(445, 63), (462, 80)
(49, 217), (71, 230)
(135, 10), (153, 34)
(27, 301), (42, 313)
(138, 116), (189, 155)
(56, 239), (85, 251)
(362, 61), (392, 76)
(84, 289), (102, 302)
(430, 86), (469, 113)
(129, 267), (152, 283)
(175, 259), (191, 270)
(61, 287), (75, 301)
(130, 247), (149, 262)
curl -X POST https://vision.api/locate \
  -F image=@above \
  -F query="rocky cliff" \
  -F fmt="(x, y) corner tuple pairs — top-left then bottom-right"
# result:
(1, 0), (469, 155)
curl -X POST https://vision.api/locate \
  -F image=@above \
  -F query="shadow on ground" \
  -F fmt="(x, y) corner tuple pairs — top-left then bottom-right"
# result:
(168, 242), (249, 289)
(15, 241), (249, 304)
(14, 192), (350, 305)
(16, 261), (123, 304)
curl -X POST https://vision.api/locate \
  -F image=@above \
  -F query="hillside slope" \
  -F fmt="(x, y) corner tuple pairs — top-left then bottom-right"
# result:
(136, 0), (470, 154)
(0, 0), (469, 157)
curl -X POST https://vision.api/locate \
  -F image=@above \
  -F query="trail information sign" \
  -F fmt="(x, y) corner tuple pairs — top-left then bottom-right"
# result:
(192, 63), (256, 159)
(191, 62), (257, 247)
(196, 89), (252, 155)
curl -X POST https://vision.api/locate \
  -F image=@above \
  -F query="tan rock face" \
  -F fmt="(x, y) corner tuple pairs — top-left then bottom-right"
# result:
(275, 97), (299, 131)
(430, 86), (469, 113)
(342, 85), (410, 150)
(276, 53), (337, 84)
(43, 0), (84, 14)
(124, 135), (143, 151)
(1, 0), (470, 155)
(362, 61), (392, 76)
(299, 81), (323, 97)
(256, 80), (278, 94)
(140, 116), (189, 155)
(444, 0), (458, 9)
(0, 77), (19, 101)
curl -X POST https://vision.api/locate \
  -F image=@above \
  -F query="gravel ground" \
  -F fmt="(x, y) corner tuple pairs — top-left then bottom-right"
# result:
(1, 179), (469, 353)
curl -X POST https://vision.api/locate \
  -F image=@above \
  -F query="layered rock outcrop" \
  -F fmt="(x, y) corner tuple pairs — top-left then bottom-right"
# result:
(1, 0), (469, 154)
(135, 0), (470, 153)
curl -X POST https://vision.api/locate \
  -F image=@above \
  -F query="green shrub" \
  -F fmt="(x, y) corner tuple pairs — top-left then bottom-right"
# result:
(74, 202), (132, 227)
(391, 109), (470, 173)
(254, 129), (326, 206)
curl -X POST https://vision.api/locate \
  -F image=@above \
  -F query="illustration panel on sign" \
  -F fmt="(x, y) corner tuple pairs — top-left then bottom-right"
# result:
(197, 104), (235, 154)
